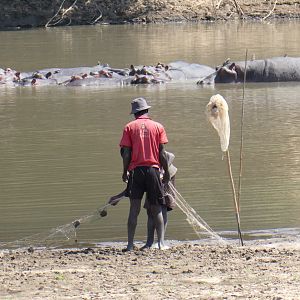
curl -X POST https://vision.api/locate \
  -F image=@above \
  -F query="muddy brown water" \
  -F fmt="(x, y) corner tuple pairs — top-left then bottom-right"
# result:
(0, 21), (299, 247)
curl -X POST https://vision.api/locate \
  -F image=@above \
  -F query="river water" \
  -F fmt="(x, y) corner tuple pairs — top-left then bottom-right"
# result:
(0, 21), (300, 248)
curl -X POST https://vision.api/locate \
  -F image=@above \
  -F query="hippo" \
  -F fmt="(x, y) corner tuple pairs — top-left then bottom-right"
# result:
(130, 74), (165, 85)
(20, 78), (58, 86)
(11, 58), (300, 88)
(0, 61), (216, 87)
(65, 77), (124, 86)
(214, 57), (300, 83)
(168, 61), (215, 81)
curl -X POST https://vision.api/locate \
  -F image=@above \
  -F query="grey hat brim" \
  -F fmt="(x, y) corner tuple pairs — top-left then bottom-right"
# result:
(130, 105), (151, 114)
(130, 97), (151, 114)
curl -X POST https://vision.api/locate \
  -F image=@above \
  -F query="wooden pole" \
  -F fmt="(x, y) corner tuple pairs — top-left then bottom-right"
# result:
(226, 150), (244, 246)
(237, 49), (248, 211)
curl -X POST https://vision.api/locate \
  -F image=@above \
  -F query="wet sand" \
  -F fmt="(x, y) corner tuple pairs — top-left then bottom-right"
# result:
(1, 242), (300, 299)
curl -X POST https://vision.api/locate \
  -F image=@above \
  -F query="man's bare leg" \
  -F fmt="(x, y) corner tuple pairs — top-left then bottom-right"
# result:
(162, 206), (168, 231)
(150, 204), (166, 249)
(125, 198), (142, 251)
(141, 206), (168, 250)
(141, 210), (155, 250)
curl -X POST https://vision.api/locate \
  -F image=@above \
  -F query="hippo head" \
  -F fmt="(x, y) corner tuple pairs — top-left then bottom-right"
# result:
(214, 63), (238, 83)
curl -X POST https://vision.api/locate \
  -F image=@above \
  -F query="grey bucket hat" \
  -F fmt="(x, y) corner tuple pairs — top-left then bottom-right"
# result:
(130, 97), (151, 114)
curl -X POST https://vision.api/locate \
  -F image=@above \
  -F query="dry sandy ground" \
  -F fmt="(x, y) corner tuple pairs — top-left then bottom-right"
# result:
(118, 0), (300, 23)
(1, 242), (300, 299)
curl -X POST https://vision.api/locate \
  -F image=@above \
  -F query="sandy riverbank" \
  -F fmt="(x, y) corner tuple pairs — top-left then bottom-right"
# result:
(1, 242), (300, 299)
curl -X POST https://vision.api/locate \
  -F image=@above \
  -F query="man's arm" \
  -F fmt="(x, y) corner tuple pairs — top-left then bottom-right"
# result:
(159, 144), (170, 184)
(108, 189), (127, 206)
(121, 146), (132, 182)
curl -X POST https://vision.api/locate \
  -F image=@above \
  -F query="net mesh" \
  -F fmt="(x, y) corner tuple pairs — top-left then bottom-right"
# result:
(166, 182), (225, 243)
(206, 94), (230, 152)
(0, 185), (224, 249)
(0, 203), (114, 249)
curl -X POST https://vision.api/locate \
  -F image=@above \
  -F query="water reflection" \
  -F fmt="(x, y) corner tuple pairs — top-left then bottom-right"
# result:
(0, 21), (300, 70)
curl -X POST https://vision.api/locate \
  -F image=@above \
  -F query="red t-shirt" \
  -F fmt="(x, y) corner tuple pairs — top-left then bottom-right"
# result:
(120, 115), (168, 171)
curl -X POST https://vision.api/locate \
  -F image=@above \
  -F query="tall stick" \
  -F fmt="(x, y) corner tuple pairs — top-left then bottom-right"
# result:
(226, 150), (244, 246)
(237, 49), (248, 211)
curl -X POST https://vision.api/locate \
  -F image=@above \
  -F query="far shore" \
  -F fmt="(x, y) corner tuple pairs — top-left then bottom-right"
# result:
(0, 0), (299, 29)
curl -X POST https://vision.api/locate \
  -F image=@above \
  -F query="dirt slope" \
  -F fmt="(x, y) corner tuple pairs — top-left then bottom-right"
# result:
(0, 0), (299, 28)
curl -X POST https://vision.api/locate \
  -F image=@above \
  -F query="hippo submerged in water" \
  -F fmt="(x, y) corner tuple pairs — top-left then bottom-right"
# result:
(0, 61), (216, 87)
(1, 57), (300, 87)
(212, 56), (300, 83)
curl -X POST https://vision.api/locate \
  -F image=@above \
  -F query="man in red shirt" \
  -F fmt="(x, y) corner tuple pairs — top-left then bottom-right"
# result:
(120, 97), (170, 251)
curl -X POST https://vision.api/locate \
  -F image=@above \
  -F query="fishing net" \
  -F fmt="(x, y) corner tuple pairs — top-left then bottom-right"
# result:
(206, 94), (244, 245)
(165, 182), (225, 243)
(0, 200), (122, 249)
(206, 94), (230, 152)
(0, 182), (225, 249)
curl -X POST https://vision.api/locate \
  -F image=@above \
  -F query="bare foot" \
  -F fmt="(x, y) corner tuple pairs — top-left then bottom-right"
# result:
(140, 244), (152, 251)
(122, 247), (133, 253)
(158, 243), (170, 250)
(122, 244), (137, 252)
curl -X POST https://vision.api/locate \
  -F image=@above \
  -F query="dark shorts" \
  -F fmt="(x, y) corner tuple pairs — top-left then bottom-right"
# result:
(144, 176), (176, 211)
(126, 166), (165, 205)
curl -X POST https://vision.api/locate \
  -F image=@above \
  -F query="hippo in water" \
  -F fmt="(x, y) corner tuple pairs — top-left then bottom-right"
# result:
(214, 57), (300, 83)
(4, 58), (300, 87)
(0, 61), (216, 87)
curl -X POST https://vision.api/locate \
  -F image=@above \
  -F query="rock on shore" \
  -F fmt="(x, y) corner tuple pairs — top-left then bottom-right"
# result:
(0, 0), (299, 29)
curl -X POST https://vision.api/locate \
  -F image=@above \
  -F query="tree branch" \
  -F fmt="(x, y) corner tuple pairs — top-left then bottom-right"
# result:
(263, 0), (278, 21)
